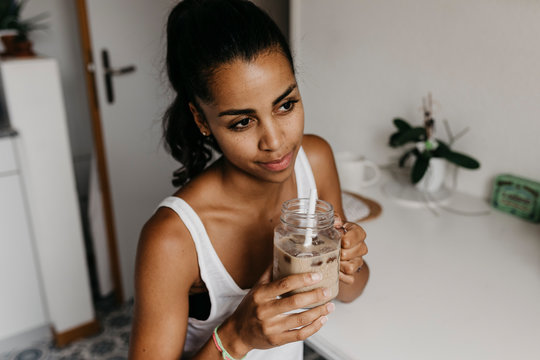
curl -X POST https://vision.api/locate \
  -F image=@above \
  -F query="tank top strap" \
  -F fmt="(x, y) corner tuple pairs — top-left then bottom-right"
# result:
(294, 146), (317, 198)
(157, 197), (248, 320)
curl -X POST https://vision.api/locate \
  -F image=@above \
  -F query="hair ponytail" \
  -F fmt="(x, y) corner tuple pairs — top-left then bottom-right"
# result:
(162, 95), (216, 187)
(163, 0), (294, 187)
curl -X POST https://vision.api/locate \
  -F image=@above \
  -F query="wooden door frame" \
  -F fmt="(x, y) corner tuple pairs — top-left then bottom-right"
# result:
(75, 0), (124, 305)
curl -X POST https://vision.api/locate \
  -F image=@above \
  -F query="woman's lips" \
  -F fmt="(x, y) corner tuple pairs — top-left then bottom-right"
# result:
(259, 151), (293, 172)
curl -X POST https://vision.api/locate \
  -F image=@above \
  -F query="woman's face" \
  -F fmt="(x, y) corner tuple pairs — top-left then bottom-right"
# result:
(194, 50), (304, 183)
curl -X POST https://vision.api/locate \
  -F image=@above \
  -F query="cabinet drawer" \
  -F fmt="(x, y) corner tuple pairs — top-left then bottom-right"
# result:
(0, 137), (17, 173)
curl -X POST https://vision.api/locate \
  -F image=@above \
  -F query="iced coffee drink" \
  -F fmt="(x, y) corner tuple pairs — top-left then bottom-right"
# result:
(273, 198), (341, 307)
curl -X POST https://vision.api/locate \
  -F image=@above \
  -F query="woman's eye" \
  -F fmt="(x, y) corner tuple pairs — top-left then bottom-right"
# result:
(231, 117), (252, 130)
(279, 100), (298, 112)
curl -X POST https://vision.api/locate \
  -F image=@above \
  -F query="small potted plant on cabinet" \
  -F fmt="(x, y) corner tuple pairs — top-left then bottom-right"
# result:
(0, 0), (48, 57)
(388, 93), (480, 192)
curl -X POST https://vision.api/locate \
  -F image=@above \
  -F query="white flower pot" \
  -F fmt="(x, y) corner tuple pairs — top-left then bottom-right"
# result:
(415, 158), (447, 192)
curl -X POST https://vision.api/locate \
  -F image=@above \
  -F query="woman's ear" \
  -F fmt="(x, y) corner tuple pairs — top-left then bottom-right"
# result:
(188, 102), (211, 136)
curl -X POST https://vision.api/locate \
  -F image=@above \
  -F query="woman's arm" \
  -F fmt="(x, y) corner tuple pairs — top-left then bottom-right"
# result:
(128, 209), (199, 359)
(130, 209), (234, 359)
(302, 134), (370, 303)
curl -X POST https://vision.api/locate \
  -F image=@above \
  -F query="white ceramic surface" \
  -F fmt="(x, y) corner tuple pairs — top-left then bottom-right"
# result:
(336, 152), (381, 192)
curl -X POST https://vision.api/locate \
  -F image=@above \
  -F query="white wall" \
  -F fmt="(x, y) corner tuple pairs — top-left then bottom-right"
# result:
(292, 0), (540, 198)
(22, 0), (93, 198)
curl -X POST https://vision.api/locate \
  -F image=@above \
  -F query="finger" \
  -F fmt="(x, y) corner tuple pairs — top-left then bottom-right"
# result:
(277, 313), (329, 344)
(339, 272), (355, 284)
(340, 258), (364, 275)
(343, 220), (365, 230)
(340, 242), (368, 261)
(266, 272), (322, 299)
(279, 302), (335, 332)
(341, 224), (366, 249)
(267, 286), (333, 316)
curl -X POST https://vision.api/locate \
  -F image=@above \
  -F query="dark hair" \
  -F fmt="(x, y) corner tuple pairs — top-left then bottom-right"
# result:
(163, 0), (295, 187)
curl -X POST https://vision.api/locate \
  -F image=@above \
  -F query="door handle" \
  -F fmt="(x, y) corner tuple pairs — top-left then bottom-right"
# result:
(101, 49), (137, 104)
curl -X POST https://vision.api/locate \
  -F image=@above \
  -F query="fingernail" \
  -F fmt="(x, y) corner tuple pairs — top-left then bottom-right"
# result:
(323, 288), (330, 298)
(326, 302), (335, 313)
(320, 316), (328, 324)
(311, 273), (322, 282)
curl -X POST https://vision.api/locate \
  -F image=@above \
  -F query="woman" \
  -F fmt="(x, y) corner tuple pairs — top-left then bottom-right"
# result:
(129, 0), (369, 359)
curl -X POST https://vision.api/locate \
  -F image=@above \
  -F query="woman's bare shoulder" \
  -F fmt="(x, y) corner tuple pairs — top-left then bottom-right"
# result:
(136, 206), (199, 290)
(301, 134), (335, 170)
(139, 162), (224, 275)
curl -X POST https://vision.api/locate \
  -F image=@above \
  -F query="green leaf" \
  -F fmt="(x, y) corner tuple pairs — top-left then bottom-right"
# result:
(388, 131), (401, 147)
(411, 154), (430, 183)
(444, 151), (480, 169)
(393, 118), (412, 131)
(398, 149), (416, 167)
(390, 127), (426, 147)
(432, 139), (451, 157)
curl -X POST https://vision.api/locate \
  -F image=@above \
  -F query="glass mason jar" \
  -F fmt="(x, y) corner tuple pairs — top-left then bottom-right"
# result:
(273, 198), (341, 307)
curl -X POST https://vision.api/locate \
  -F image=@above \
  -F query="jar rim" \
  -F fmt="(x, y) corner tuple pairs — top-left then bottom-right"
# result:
(281, 197), (333, 212)
(280, 198), (334, 228)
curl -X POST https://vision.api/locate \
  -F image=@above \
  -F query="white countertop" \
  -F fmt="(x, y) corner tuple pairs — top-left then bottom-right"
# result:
(308, 175), (540, 360)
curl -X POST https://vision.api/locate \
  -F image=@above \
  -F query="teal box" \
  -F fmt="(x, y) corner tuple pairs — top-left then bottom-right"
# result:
(491, 174), (540, 223)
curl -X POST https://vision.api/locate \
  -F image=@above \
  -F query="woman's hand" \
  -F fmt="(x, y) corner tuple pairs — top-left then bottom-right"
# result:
(334, 215), (368, 284)
(218, 266), (335, 358)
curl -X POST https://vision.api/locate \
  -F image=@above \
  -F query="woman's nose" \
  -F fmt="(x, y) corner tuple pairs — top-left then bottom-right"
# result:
(258, 118), (283, 152)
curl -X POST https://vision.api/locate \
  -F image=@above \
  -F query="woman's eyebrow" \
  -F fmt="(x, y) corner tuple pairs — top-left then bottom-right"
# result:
(272, 84), (297, 106)
(218, 84), (298, 117)
(218, 108), (255, 117)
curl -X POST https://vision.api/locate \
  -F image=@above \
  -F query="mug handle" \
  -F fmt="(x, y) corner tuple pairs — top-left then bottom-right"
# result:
(359, 160), (380, 187)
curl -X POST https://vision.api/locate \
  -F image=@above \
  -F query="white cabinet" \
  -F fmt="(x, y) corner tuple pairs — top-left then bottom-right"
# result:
(0, 58), (95, 344)
(0, 136), (47, 341)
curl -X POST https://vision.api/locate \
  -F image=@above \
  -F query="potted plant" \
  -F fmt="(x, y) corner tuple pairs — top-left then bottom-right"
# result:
(0, 0), (48, 57)
(388, 94), (480, 191)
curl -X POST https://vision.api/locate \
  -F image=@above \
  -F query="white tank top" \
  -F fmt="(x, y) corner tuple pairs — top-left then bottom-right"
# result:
(157, 147), (317, 359)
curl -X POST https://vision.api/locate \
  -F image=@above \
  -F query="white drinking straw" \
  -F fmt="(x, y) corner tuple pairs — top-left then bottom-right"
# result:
(304, 188), (318, 246)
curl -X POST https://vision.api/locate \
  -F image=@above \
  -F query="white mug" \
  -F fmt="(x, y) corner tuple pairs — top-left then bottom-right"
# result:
(335, 152), (381, 191)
